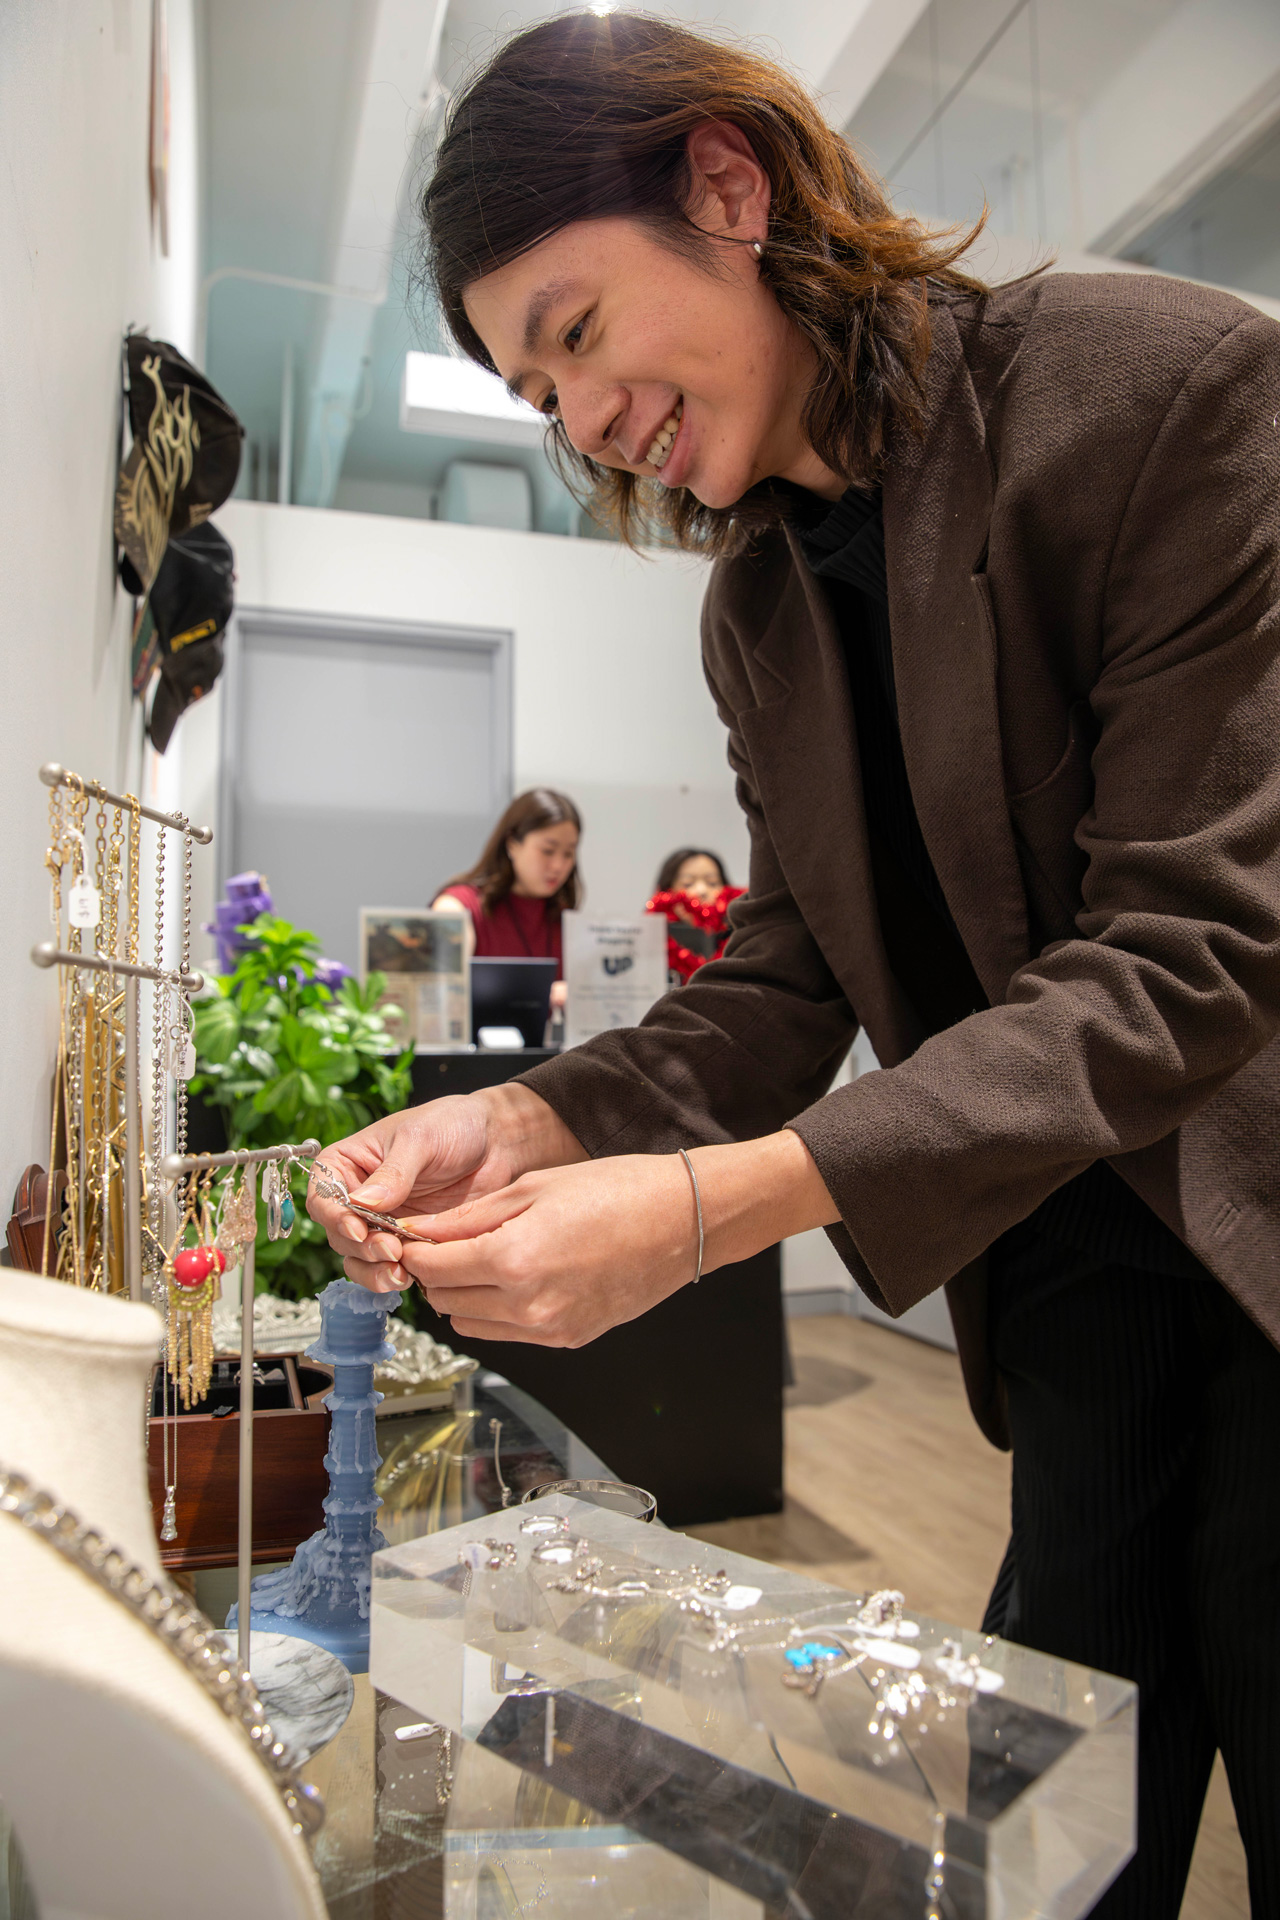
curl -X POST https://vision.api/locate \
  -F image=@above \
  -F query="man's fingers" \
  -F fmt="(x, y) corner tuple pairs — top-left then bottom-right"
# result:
(445, 1316), (566, 1347)
(417, 1186), (534, 1244)
(350, 1144), (430, 1212)
(418, 1282), (517, 1320)
(343, 1254), (405, 1292)
(308, 1201), (370, 1252)
(307, 1195), (407, 1264)
(398, 1235), (511, 1287)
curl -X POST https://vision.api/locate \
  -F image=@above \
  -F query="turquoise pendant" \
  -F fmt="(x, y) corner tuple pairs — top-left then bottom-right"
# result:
(279, 1189), (296, 1235)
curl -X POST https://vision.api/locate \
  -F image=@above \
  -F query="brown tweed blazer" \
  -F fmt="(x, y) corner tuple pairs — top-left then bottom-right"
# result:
(521, 272), (1280, 1445)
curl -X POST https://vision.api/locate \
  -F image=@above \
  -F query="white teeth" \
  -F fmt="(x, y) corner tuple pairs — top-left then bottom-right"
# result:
(646, 400), (683, 470)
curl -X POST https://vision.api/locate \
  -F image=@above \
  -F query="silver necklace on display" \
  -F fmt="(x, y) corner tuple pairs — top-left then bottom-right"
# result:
(471, 1526), (1004, 1731)
(147, 826), (180, 1543)
(152, 822), (196, 1543)
(470, 1524), (965, 1920)
(307, 1159), (438, 1242)
(0, 1463), (324, 1841)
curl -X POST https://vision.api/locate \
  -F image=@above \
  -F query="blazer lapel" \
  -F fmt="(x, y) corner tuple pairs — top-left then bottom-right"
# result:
(883, 304), (1030, 1001)
(740, 552), (925, 1065)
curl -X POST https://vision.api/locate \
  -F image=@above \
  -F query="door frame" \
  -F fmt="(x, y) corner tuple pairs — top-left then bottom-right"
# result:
(217, 606), (514, 897)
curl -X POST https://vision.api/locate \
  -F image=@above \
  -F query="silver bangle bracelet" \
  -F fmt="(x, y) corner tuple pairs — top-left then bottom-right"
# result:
(677, 1148), (704, 1285)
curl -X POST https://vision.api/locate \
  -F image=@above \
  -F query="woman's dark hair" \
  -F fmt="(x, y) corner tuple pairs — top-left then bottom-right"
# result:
(656, 847), (728, 894)
(446, 789), (582, 913)
(421, 11), (985, 555)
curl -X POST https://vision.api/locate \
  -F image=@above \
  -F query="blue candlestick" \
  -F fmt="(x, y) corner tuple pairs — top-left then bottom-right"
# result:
(227, 1277), (401, 1673)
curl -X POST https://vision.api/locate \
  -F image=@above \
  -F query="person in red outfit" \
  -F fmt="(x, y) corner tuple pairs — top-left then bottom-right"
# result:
(647, 847), (745, 984)
(434, 790), (581, 1006)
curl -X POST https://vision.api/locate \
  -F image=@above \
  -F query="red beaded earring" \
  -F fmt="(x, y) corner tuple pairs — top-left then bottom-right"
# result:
(165, 1168), (226, 1408)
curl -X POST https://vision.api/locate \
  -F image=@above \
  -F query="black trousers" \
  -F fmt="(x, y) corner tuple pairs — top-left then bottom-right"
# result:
(982, 1239), (1280, 1916)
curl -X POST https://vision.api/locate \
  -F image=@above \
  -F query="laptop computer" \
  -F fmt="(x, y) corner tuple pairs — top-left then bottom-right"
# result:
(469, 956), (558, 1049)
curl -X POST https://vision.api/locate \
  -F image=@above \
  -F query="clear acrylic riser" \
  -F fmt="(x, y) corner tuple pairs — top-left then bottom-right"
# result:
(443, 1738), (765, 1918)
(371, 1495), (1135, 1919)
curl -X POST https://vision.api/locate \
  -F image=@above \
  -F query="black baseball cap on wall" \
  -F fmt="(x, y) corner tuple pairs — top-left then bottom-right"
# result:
(145, 523), (236, 753)
(114, 333), (243, 591)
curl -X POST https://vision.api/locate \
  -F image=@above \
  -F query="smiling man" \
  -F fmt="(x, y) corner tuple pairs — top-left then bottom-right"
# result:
(309, 16), (1280, 1913)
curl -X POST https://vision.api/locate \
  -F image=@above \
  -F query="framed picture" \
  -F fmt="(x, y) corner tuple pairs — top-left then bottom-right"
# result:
(359, 908), (470, 1051)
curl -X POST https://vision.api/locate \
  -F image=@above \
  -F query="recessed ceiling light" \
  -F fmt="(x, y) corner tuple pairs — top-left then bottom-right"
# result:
(399, 352), (547, 448)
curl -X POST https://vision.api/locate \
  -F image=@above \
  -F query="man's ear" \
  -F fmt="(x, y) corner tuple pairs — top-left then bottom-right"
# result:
(685, 119), (771, 243)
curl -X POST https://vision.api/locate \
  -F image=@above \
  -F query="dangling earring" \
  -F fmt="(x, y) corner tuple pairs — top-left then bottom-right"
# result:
(214, 1170), (238, 1269)
(165, 1169), (225, 1408)
(265, 1155), (297, 1243)
(264, 1159), (282, 1241)
(278, 1149), (297, 1238)
(234, 1166), (258, 1246)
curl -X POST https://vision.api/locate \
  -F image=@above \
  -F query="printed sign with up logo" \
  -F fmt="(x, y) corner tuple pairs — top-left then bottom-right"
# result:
(562, 912), (667, 1048)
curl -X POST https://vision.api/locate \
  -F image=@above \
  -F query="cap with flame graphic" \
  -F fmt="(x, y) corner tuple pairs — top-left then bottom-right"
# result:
(114, 334), (243, 592)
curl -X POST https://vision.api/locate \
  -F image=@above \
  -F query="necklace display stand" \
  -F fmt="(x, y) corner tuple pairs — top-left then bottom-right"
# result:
(229, 1277), (402, 1673)
(31, 761), (210, 1302)
(0, 1273), (327, 1920)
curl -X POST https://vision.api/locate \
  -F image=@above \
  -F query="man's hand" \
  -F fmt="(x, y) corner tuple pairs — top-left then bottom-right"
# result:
(306, 1082), (586, 1291)
(395, 1131), (839, 1343)
(401, 1154), (700, 1344)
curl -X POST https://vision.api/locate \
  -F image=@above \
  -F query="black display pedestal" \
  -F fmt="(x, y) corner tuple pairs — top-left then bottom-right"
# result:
(406, 1049), (784, 1529)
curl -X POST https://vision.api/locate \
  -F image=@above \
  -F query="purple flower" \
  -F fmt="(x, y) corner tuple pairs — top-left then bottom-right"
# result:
(313, 957), (351, 991)
(204, 871), (273, 974)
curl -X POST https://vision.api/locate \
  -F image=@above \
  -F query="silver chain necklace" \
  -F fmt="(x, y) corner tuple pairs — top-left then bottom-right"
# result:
(0, 1463), (324, 1842)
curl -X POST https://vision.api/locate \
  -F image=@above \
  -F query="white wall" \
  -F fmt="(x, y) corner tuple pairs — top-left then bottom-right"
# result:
(1078, 0), (1280, 254)
(0, 1), (201, 1216)
(191, 501), (744, 964)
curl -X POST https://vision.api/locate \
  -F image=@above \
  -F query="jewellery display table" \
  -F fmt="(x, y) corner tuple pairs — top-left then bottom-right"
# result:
(369, 1498), (1136, 1920)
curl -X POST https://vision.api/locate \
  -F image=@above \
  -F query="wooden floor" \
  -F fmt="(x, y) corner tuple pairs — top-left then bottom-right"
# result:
(686, 1313), (1250, 1919)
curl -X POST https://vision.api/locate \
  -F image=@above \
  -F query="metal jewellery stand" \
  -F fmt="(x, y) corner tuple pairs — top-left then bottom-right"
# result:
(30, 762), (211, 1304)
(161, 1141), (320, 1675)
(38, 762), (215, 842)
(30, 944), (205, 1302)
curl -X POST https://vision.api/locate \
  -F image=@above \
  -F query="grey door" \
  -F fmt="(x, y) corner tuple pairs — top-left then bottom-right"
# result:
(220, 610), (511, 970)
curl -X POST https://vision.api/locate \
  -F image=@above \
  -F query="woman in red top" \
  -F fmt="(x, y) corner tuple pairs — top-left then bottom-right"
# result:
(433, 791), (581, 993)
(647, 847), (745, 985)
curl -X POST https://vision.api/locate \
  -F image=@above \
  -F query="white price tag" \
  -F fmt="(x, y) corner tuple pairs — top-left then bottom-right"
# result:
(68, 879), (101, 928)
(168, 1033), (197, 1080)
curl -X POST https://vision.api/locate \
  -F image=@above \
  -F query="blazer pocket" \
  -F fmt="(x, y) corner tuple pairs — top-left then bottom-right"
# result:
(1007, 699), (1097, 941)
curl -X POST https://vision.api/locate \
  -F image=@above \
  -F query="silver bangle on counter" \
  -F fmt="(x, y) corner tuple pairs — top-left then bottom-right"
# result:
(678, 1148), (704, 1285)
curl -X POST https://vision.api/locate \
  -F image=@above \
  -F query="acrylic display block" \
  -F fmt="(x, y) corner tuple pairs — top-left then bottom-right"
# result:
(371, 1496), (1136, 1920)
(443, 1736), (765, 1919)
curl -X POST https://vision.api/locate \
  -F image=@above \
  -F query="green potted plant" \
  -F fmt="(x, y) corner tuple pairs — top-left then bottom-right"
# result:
(190, 913), (413, 1299)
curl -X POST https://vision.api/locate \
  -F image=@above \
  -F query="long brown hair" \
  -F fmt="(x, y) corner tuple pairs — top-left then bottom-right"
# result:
(445, 789), (583, 914)
(421, 11), (985, 555)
